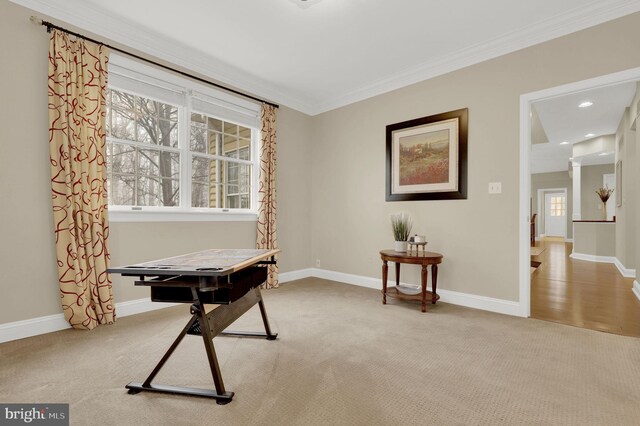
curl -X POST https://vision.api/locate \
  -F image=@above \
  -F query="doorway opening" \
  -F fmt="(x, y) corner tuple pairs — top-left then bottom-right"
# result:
(519, 67), (640, 336)
(537, 188), (568, 239)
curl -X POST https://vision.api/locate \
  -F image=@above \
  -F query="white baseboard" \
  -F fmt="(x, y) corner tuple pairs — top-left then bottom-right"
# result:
(0, 267), (311, 343)
(0, 313), (71, 344)
(279, 268), (313, 283)
(570, 252), (616, 263)
(310, 268), (522, 317)
(613, 258), (636, 278)
(0, 298), (179, 344)
(570, 253), (636, 278)
(633, 281), (640, 302)
(0, 265), (533, 343)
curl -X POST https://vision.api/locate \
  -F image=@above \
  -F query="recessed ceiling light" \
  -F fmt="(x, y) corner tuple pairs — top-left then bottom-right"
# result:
(579, 101), (594, 108)
(560, 141), (569, 145)
(585, 133), (595, 138)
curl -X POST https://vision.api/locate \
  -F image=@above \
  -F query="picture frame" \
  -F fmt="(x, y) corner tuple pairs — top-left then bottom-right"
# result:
(616, 160), (622, 207)
(386, 108), (468, 201)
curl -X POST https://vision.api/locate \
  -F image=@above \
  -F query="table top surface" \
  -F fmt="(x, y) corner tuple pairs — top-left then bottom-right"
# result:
(380, 249), (443, 260)
(109, 248), (280, 277)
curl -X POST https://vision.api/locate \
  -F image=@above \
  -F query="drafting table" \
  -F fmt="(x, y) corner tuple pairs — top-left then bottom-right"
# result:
(108, 248), (279, 405)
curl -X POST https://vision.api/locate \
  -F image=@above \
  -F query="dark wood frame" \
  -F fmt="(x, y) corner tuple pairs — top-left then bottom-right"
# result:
(386, 108), (468, 201)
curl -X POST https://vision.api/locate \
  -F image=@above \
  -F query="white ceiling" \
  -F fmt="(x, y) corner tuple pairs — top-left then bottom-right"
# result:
(12, 0), (640, 115)
(531, 81), (637, 174)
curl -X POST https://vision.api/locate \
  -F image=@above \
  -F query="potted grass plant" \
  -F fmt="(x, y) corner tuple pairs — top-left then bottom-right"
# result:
(595, 186), (614, 220)
(391, 213), (412, 252)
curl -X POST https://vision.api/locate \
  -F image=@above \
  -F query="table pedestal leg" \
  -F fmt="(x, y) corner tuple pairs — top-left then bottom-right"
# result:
(382, 260), (388, 304)
(431, 264), (438, 304)
(395, 262), (400, 287)
(421, 264), (428, 313)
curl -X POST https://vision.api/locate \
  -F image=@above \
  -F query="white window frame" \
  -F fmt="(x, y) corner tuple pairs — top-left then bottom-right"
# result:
(106, 54), (260, 222)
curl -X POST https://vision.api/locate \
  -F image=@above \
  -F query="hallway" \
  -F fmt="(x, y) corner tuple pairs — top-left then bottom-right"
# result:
(531, 238), (640, 337)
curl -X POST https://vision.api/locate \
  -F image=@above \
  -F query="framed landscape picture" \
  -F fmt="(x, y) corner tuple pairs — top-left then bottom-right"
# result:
(386, 108), (468, 201)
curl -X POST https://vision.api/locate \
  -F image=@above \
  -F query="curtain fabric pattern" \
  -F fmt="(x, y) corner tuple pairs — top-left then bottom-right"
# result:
(256, 104), (279, 289)
(48, 29), (115, 329)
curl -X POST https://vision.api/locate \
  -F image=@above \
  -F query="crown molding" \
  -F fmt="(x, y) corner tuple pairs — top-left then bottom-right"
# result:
(10, 0), (315, 114)
(310, 0), (640, 115)
(11, 0), (640, 116)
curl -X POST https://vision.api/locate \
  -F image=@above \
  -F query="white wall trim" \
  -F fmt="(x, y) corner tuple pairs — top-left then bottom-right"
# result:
(570, 252), (617, 263)
(310, 268), (523, 317)
(279, 268), (313, 283)
(519, 66), (640, 320)
(569, 253), (636, 278)
(0, 313), (70, 344)
(613, 258), (637, 278)
(0, 269), (311, 343)
(308, 0), (640, 114)
(10, 0), (313, 114)
(633, 281), (640, 302)
(11, 0), (640, 115)
(1, 266), (526, 343)
(0, 298), (179, 344)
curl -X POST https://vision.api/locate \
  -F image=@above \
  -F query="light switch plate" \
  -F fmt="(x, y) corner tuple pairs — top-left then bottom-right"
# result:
(489, 182), (502, 194)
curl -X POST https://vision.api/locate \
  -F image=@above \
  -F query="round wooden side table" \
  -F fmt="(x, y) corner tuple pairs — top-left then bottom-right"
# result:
(380, 250), (443, 312)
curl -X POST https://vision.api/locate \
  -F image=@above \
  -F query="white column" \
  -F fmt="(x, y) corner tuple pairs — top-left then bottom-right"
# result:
(572, 163), (581, 220)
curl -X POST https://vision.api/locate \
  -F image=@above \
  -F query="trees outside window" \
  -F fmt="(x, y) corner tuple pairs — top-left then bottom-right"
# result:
(106, 88), (254, 211)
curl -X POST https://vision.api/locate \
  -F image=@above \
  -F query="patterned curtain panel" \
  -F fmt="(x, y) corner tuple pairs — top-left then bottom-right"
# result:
(256, 104), (279, 289)
(48, 30), (115, 329)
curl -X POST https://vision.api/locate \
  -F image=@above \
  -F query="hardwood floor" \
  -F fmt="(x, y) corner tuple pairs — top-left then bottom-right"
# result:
(531, 238), (640, 337)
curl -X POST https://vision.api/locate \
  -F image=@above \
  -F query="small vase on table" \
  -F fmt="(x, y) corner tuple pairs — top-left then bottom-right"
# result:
(394, 240), (407, 252)
(390, 213), (412, 253)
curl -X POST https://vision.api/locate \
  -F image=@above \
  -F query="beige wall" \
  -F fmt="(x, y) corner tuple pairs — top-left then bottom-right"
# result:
(0, 1), (312, 324)
(3, 0), (640, 325)
(311, 12), (640, 302)
(615, 107), (637, 270)
(580, 164), (615, 220)
(573, 223), (616, 257)
(531, 172), (573, 240)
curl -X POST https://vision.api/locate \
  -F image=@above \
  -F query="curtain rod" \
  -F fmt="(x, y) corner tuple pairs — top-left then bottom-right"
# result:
(31, 16), (279, 109)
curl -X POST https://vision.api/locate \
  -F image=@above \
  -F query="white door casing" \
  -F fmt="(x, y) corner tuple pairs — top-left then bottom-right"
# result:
(520, 67), (640, 318)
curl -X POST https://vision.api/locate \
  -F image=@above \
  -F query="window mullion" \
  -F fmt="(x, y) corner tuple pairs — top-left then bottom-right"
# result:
(252, 128), (260, 211)
(180, 92), (192, 209)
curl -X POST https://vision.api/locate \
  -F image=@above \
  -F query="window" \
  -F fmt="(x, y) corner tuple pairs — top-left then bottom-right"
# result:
(105, 54), (260, 221)
(106, 90), (180, 207)
(550, 196), (566, 217)
(189, 114), (252, 209)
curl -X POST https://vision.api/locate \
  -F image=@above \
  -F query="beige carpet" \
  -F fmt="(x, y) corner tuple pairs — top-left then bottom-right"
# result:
(1, 278), (639, 425)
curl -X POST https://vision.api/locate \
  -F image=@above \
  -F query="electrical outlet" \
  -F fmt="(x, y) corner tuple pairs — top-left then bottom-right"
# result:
(488, 182), (502, 194)
(315, 259), (321, 268)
